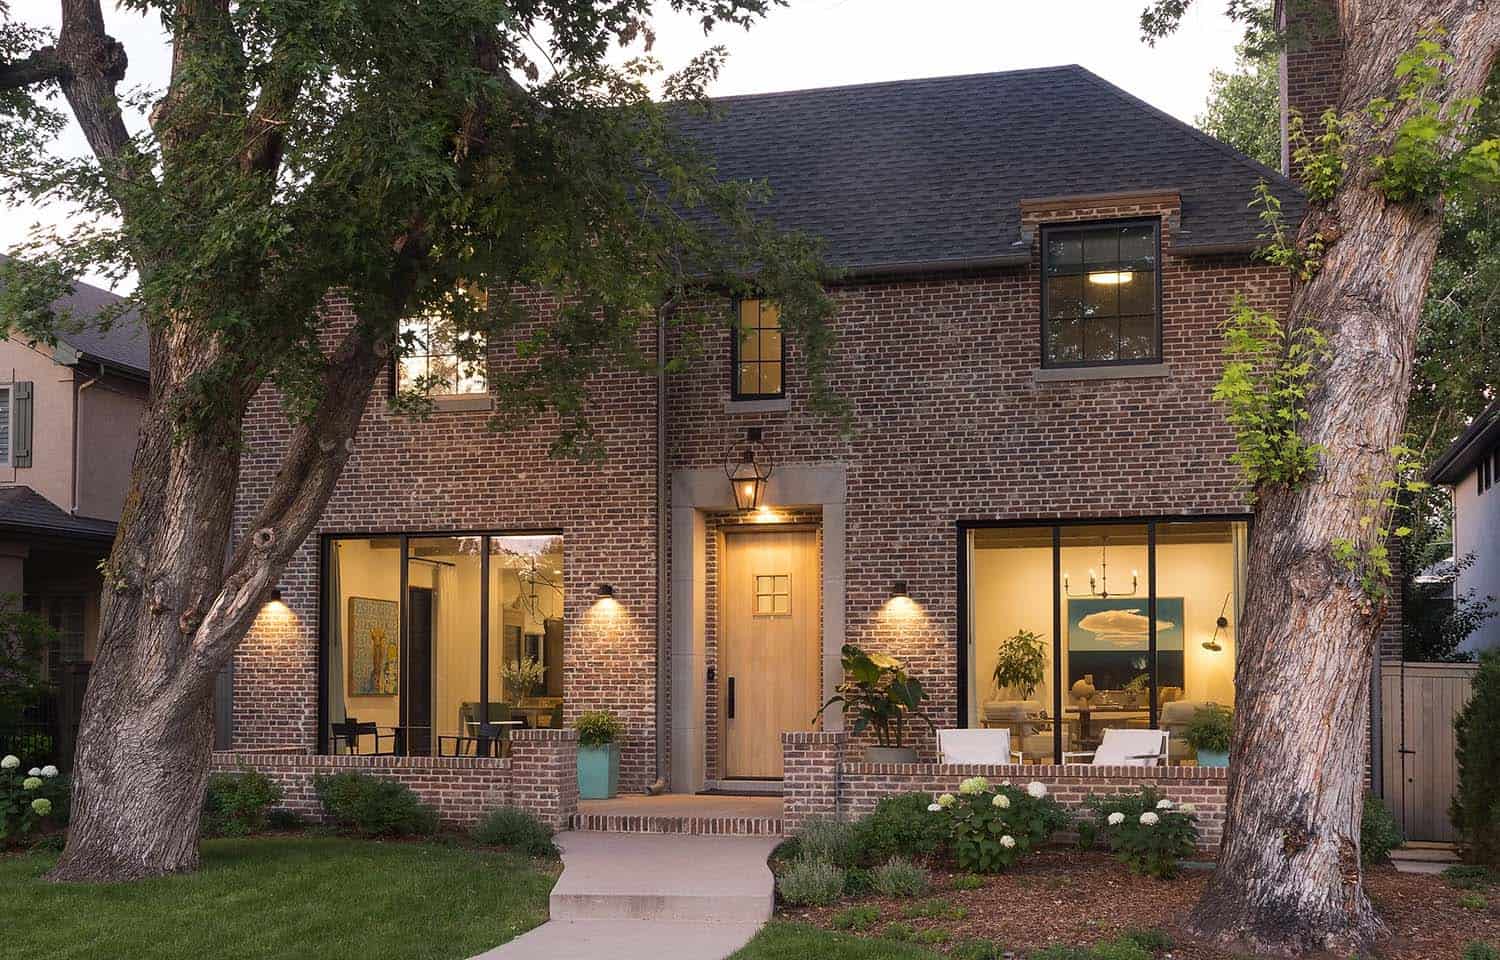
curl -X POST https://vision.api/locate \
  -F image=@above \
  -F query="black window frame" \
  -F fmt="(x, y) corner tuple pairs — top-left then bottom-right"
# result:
(954, 513), (1253, 763)
(730, 298), (787, 401)
(1039, 218), (1164, 370)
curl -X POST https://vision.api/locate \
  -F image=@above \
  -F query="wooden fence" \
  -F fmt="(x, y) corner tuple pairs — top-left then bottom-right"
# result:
(1379, 659), (1478, 843)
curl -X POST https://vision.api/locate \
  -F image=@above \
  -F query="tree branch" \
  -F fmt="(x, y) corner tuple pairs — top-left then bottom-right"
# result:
(0, 46), (69, 90)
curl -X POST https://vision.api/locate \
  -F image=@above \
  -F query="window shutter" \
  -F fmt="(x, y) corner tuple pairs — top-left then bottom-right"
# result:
(12, 381), (32, 468)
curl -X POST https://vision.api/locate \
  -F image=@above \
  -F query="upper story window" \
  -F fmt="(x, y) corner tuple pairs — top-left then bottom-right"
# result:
(1041, 220), (1161, 367)
(732, 299), (784, 400)
(396, 314), (487, 397)
(1482, 447), (1495, 495)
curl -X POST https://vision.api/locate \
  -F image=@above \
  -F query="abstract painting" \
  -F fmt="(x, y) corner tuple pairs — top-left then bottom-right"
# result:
(1066, 597), (1184, 691)
(348, 596), (400, 696)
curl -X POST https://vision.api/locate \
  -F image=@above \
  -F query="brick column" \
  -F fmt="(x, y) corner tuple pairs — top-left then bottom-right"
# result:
(510, 728), (579, 829)
(782, 730), (846, 833)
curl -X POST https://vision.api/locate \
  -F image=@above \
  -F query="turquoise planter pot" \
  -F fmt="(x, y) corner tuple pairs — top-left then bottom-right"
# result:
(577, 743), (620, 799)
(1195, 748), (1230, 768)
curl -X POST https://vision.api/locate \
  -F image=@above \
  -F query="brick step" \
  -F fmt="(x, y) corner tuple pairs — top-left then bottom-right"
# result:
(569, 811), (784, 837)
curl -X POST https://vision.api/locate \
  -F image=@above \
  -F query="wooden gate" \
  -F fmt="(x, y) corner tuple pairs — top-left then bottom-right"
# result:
(1380, 659), (1478, 842)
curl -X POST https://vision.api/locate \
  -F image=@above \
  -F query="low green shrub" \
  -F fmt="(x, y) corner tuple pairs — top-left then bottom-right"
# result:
(202, 768), (282, 837)
(1454, 652), (1500, 864)
(794, 817), (864, 868)
(951, 873), (986, 891)
(575, 710), (624, 747)
(859, 792), (950, 862)
(842, 866), (874, 896)
(470, 806), (559, 857)
(1120, 928), (1173, 952)
(312, 771), (438, 837)
(914, 928), (952, 945)
(939, 777), (1071, 873)
(1094, 790), (1199, 879)
(1460, 892), (1489, 910)
(1074, 818), (1099, 850)
(775, 859), (845, 906)
(881, 922), (915, 942)
(871, 856), (930, 897)
(1463, 942), (1499, 960)
(1446, 865), (1499, 890)
(830, 905), (880, 931)
(951, 938), (1006, 960)
(1028, 937), (1152, 960)
(1361, 794), (1403, 865)
(265, 807), (306, 831)
(0, 756), (69, 846)
(898, 897), (964, 920)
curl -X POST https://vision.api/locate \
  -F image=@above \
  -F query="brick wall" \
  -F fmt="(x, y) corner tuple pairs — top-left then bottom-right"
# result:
(783, 731), (1228, 852)
(1281, 0), (1343, 175)
(509, 728), (579, 829)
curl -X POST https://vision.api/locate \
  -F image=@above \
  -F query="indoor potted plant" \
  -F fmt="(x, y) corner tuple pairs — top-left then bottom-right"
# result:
(815, 643), (934, 763)
(575, 710), (624, 799)
(1184, 703), (1233, 767)
(992, 628), (1046, 699)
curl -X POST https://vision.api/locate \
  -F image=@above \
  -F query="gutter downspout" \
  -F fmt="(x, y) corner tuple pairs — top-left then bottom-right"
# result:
(71, 364), (101, 515)
(648, 300), (672, 795)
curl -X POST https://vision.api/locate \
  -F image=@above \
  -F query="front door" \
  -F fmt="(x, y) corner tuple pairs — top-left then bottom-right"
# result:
(721, 528), (820, 779)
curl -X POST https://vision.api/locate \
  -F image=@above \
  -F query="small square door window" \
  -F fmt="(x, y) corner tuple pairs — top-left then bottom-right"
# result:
(754, 574), (791, 616)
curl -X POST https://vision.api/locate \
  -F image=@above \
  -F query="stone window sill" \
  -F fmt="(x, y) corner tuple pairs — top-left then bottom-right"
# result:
(724, 397), (792, 415)
(1033, 363), (1171, 384)
(429, 395), (494, 413)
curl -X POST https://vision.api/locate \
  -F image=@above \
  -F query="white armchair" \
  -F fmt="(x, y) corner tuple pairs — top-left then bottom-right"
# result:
(1062, 727), (1169, 767)
(937, 728), (1019, 765)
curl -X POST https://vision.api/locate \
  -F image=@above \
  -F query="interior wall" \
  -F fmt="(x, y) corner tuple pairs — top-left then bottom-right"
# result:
(335, 538), (402, 731)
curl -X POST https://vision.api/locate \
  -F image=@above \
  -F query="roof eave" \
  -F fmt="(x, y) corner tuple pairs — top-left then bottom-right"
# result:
(1428, 401), (1500, 484)
(840, 252), (1031, 279)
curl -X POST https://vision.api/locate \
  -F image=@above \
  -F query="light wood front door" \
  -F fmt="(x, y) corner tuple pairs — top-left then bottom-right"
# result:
(721, 528), (820, 779)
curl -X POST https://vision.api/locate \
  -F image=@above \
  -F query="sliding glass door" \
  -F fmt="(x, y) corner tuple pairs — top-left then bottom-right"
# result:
(320, 531), (565, 756)
(963, 517), (1247, 765)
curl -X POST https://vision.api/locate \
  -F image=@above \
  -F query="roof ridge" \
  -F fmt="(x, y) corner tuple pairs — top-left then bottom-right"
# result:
(1066, 65), (1301, 197)
(702, 64), (1082, 106)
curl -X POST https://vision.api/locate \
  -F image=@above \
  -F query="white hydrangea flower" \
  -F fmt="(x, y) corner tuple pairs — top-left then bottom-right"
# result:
(958, 776), (989, 796)
(928, 803), (943, 813)
(1026, 781), (1048, 799)
(1107, 812), (1126, 826)
(1156, 798), (1174, 811)
(937, 793), (956, 808)
(30, 797), (51, 817)
(999, 834), (1016, 849)
(40, 765), (58, 778)
(0, 755), (18, 770)
(27, 767), (40, 777)
(1139, 811), (1160, 826)
(991, 793), (1011, 809)
(1179, 802), (1197, 814)
(22, 776), (42, 791)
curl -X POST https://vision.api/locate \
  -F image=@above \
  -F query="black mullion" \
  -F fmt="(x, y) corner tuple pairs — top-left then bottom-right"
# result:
(480, 535), (490, 714)
(1052, 525), (1063, 764)
(1147, 521), (1158, 730)
(399, 533), (410, 756)
(316, 537), (330, 755)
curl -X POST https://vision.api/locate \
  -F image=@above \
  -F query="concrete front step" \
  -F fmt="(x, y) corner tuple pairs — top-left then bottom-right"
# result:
(1392, 845), (1460, 863)
(548, 832), (780, 924)
(471, 919), (764, 960)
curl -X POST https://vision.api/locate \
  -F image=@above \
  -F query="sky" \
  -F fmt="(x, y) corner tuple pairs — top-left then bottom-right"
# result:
(2, 0), (1249, 290)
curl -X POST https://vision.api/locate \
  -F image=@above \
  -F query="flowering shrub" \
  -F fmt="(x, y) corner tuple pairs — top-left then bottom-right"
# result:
(932, 778), (1069, 873)
(0, 754), (68, 845)
(1094, 790), (1199, 879)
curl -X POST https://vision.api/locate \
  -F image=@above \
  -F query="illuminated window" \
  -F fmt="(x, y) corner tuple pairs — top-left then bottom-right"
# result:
(732, 299), (784, 399)
(754, 574), (791, 616)
(1042, 220), (1160, 367)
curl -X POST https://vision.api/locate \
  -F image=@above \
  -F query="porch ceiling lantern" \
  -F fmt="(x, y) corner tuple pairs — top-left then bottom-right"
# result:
(725, 427), (774, 511)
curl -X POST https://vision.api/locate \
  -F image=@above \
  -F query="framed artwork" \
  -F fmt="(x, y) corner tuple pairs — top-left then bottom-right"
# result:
(348, 596), (400, 696)
(1066, 597), (1184, 691)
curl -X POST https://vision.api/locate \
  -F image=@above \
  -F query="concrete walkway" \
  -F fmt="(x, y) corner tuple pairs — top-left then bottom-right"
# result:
(471, 831), (781, 960)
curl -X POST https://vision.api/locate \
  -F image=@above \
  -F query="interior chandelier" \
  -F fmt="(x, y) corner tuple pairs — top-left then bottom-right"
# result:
(1063, 537), (1138, 598)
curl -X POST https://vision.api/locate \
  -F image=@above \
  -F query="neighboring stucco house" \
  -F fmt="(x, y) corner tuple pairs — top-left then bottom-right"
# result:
(0, 257), (148, 757)
(1428, 399), (1500, 656)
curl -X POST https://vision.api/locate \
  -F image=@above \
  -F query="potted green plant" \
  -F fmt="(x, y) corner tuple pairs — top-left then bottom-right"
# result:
(815, 643), (934, 763)
(992, 629), (1046, 699)
(1184, 704), (1233, 767)
(575, 710), (624, 799)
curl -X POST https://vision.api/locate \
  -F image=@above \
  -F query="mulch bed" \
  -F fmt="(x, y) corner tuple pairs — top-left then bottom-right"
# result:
(777, 850), (1499, 959)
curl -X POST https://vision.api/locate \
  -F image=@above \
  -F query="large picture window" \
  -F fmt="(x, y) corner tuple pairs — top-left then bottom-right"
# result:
(321, 532), (564, 757)
(1041, 220), (1160, 367)
(962, 518), (1247, 765)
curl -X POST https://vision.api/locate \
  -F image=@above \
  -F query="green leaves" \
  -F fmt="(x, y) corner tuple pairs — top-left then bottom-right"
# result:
(814, 644), (933, 749)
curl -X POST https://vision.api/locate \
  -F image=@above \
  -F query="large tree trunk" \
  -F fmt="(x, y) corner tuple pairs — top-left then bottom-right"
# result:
(1188, 2), (1499, 954)
(48, 319), (389, 881)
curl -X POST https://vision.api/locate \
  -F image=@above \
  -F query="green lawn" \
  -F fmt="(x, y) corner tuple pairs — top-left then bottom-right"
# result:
(730, 922), (941, 959)
(1, 837), (556, 960)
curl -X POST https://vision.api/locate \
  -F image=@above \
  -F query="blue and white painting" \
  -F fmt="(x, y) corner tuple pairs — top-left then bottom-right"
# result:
(1066, 597), (1184, 691)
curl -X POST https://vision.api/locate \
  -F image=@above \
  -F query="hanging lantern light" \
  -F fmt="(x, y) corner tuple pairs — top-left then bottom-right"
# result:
(725, 428), (774, 511)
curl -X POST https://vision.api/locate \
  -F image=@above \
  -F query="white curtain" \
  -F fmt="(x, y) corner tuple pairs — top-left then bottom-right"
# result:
(327, 542), (347, 742)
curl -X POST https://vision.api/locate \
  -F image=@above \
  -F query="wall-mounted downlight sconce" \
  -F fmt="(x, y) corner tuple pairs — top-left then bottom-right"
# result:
(597, 583), (615, 599)
(268, 587), (283, 604)
(890, 580), (910, 600)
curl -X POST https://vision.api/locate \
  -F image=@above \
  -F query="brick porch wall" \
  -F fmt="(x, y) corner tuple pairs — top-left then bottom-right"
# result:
(212, 728), (578, 828)
(783, 731), (1228, 851)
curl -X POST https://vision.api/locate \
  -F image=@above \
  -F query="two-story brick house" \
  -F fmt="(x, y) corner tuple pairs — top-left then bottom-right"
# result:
(224, 62), (1317, 824)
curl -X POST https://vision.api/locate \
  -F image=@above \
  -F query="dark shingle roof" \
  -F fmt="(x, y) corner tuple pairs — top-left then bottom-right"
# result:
(679, 65), (1302, 273)
(0, 486), (116, 541)
(0, 254), (148, 378)
(1429, 399), (1500, 485)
